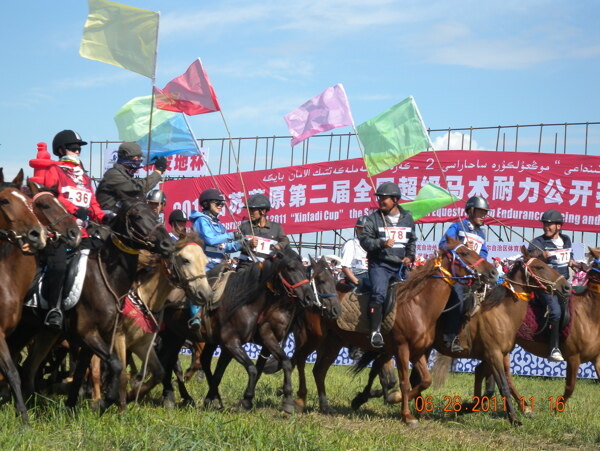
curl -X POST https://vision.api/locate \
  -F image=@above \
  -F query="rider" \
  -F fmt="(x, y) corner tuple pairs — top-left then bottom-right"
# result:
(41, 130), (106, 329)
(188, 188), (243, 332)
(146, 189), (166, 221)
(341, 216), (371, 293)
(528, 209), (576, 362)
(439, 195), (490, 353)
(237, 193), (289, 271)
(168, 209), (188, 241)
(360, 182), (416, 348)
(96, 142), (168, 211)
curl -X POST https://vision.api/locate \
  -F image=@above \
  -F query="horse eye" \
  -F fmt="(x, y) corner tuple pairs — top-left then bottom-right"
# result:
(0, 199), (9, 205)
(182, 258), (190, 265)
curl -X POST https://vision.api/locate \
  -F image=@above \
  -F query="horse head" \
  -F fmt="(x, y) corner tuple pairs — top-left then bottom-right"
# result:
(27, 179), (81, 249)
(442, 235), (498, 285)
(0, 168), (46, 253)
(308, 255), (341, 320)
(169, 233), (213, 306)
(507, 246), (570, 298)
(112, 197), (174, 257)
(274, 247), (318, 309)
(586, 248), (600, 284)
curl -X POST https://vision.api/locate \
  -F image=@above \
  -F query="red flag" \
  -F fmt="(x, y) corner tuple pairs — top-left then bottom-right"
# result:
(154, 58), (221, 115)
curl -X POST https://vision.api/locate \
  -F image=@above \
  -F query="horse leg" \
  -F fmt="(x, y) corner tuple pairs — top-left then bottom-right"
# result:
(221, 343), (260, 411)
(173, 357), (195, 407)
(184, 341), (204, 382)
(113, 333), (128, 411)
(127, 343), (164, 403)
(351, 357), (381, 411)
(90, 355), (102, 410)
(487, 352), (521, 426)
(0, 334), (29, 425)
(395, 344), (418, 426)
(261, 336), (295, 415)
(563, 356), (581, 403)
(66, 347), (93, 409)
(201, 343), (227, 410)
(21, 330), (60, 398)
(313, 336), (343, 415)
(157, 332), (190, 408)
(293, 331), (320, 413)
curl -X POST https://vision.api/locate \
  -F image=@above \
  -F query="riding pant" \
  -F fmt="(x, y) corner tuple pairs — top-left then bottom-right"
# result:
(535, 292), (562, 322)
(368, 261), (399, 306)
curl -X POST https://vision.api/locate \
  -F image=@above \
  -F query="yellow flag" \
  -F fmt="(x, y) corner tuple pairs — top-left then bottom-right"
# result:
(79, 0), (159, 78)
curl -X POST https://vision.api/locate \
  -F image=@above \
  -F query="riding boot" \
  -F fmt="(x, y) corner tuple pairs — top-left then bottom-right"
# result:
(369, 303), (384, 348)
(548, 320), (564, 362)
(188, 304), (203, 340)
(44, 282), (64, 331)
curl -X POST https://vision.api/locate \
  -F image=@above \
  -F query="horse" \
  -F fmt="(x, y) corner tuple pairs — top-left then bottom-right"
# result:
(0, 169), (47, 424)
(470, 248), (600, 409)
(292, 236), (498, 425)
(112, 233), (212, 408)
(11, 198), (175, 411)
(199, 246), (319, 412)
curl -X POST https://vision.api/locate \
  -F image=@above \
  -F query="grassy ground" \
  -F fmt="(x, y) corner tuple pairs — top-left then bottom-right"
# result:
(1, 360), (599, 450)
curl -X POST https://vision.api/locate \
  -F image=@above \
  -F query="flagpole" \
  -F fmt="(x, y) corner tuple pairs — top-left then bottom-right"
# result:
(144, 12), (160, 193)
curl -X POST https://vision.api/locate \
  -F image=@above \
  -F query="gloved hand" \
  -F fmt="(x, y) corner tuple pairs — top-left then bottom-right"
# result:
(102, 211), (117, 225)
(231, 230), (243, 241)
(152, 156), (168, 172)
(74, 207), (90, 221)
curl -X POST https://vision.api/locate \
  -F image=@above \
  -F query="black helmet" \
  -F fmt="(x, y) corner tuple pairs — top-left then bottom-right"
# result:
(245, 193), (271, 210)
(375, 182), (401, 198)
(199, 188), (225, 207)
(355, 216), (367, 227)
(541, 209), (563, 224)
(465, 196), (490, 211)
(168, 209), (188, 224)
(52, 130), (87, 157)
(146, 189), (166, 204)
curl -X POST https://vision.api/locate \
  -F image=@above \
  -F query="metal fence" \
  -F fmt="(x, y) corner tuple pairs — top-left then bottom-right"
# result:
(89, 121), (600, 256)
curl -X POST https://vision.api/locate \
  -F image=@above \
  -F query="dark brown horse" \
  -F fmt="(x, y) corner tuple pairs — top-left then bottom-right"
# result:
(0, 169), (47, 424)
(292, 236), (498, 425)
(12, 198), (174, 411)
(199, 247), (318, 412)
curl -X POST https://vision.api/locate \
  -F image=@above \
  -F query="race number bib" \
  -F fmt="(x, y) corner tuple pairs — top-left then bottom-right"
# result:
(384, 227), (411, 248)
(548, 248), (571, 265)
(61, 186), (92, 208)
(246, 235), (278, 259)
(462, 232), (484, 254)
(352, 256), (368, 271)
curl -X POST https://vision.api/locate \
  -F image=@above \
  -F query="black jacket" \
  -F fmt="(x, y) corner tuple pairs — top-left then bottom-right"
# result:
(360, 207), (416, 266)
(96, 163), (162, 210)
(239, 219), (289, 259)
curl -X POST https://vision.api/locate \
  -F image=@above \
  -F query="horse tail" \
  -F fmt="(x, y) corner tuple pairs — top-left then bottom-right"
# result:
(351, 350), (380, 375)
(432, 354), (453, 389)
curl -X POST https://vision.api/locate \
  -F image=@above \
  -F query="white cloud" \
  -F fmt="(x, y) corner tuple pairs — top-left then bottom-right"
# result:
(432, 131), (483, 150)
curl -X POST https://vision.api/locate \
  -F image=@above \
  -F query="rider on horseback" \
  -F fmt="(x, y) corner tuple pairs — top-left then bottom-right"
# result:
(439, 195), (490, 353)
(528, 209), (576, 362)
(360, 182), (416, 349)
(236, 193), (289, 271)
(41, 130), (106, 329)
(168, 209), (188, 241)
(341, 216), (371, 293)
(96, 142), (168, 211)
(146, 189), (166, 221)
(188, 188), (243, 333)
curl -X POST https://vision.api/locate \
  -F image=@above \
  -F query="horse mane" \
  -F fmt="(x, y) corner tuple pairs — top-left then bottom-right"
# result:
(394, 256), (442, 305)
(174, 232), (204, 251)
(220, 261), (275, 321)
(481, 260), (523, 310)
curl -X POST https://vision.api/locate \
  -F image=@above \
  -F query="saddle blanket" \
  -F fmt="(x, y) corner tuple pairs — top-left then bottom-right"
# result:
(336, 291), (396, 335)
(24, 249), (90, 311)
(517, 293), (573, 341)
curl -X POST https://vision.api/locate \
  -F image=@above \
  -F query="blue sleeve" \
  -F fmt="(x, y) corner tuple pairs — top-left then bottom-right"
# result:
(480, 238), (489, 259)
(225, 239), (242, 253)
(439, 222), (460, 249)
(194, 216), (230, 246)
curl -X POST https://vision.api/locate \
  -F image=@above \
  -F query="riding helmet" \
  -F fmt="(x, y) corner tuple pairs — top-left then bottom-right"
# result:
(52, 130), (88, 157)
(245, 193), (271, 211)
(375, 182), (402, 198)
(146, 189), (166, 205)
(199, 188), (225, 207)
(168, 209), (188, 224)
(465, 196), (490, 211)
(540, 209), (564, 224)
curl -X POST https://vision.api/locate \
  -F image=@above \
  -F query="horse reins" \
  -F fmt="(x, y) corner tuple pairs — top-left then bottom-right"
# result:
(32, 191), (72, 242)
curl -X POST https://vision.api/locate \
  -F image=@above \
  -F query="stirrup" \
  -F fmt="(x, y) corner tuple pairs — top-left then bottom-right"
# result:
(370, 331), (384, 349)
(44, 308), (63, 330)
(445, 336), (464, 353)
(549, 348), (564, 362)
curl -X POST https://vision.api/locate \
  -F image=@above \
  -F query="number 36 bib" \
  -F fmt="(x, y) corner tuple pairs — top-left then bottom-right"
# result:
(61, 186), (92, 208)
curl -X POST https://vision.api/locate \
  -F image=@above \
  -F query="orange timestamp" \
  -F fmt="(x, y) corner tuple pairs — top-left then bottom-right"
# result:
(414, 395), (567, 413)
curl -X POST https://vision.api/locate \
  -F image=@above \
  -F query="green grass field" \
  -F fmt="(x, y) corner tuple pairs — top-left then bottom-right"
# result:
(1, 360), (599, 450)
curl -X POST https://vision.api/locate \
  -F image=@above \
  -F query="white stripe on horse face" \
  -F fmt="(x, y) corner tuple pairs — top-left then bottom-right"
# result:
(10, 190), (28, 203)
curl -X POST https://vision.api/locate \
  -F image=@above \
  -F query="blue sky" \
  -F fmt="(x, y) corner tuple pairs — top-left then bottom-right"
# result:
(1, 0), (600, 178)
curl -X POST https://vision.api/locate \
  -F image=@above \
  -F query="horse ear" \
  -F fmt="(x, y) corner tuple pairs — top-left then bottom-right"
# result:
(27, 178), (40, 195)
(590, 247), (600, 260)
(309, 255), (317, 266)
(12, 169), (24, 187)
(521, 245), (529, 259)
(0, 168), (4, 184)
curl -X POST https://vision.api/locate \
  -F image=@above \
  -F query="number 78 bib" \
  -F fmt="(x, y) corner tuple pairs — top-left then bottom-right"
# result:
(384, 226), (411, 248)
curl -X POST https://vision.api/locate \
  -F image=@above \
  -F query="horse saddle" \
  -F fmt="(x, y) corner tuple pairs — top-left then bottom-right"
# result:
(517, 293), (573, 341)
(203, 263), (233, 311)
(336, 282), (399, 335)
(24, 249), (90, 312)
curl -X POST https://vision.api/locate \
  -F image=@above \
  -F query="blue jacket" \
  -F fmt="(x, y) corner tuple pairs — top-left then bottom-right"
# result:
(439, 219), (488, 259)
(191, 210), (242, 267)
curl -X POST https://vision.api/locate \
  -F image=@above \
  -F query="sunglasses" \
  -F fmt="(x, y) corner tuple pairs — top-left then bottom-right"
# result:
(212, 200), (225, 207)
(65, 144), (82, 152)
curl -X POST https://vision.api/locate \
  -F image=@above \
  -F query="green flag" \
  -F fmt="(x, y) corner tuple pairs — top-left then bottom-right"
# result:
(114, 95), (176, 141)
(402, 183), (459, 221)
(357, 96), (432, 176)
(79, 0), (159, 78)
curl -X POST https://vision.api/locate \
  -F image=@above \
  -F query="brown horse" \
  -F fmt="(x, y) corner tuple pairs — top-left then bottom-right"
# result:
(12, 198), (174, 411)
(0, 169), (47, 424)
(113, 234), (212, 407)
(200, 247), (318, 412)
(293, 236), (498, 425)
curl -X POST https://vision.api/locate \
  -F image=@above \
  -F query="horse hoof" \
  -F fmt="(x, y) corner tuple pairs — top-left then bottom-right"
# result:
(510, 418), (523, 427)
(294, 399), (305, 413)
(240, 399), (253, 411)
(319, 404), (336, 415)
(406, 420), (419, 428)
(204, 398), (224, 411)
(281, 400), (295, 415)
(163, 398), (175, 409)
(351, 395), (367, 411)
(385, 390), (402, 405)
(522, 406), (535, 416)
(181, 398), (196, 408)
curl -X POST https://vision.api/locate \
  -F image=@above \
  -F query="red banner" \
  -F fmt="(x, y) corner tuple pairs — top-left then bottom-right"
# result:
(163, 150), (600, 234)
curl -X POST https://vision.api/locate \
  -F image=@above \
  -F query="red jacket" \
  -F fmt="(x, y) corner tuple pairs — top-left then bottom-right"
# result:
(43, 160), (105, 237)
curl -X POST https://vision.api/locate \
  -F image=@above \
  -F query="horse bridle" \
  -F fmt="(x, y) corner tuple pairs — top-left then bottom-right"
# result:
(446, 244), (487, 285)
(504, 258), (565, 293)
(116, 201), (164, 249)
(278, 272), (311, 299)
(307, 264), (337, 310)
(31, 191), (72, 242)
(163, 242), (207, 291)
(0, 189), (40, 249)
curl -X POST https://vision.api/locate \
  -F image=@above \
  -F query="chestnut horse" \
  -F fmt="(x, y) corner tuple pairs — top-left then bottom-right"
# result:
(0, 169), (47, 424)
(293, 236), (498, 425)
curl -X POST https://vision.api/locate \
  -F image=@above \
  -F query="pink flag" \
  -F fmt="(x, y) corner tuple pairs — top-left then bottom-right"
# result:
(284, 84), (354, 147)
(154, 58), (221, 115)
